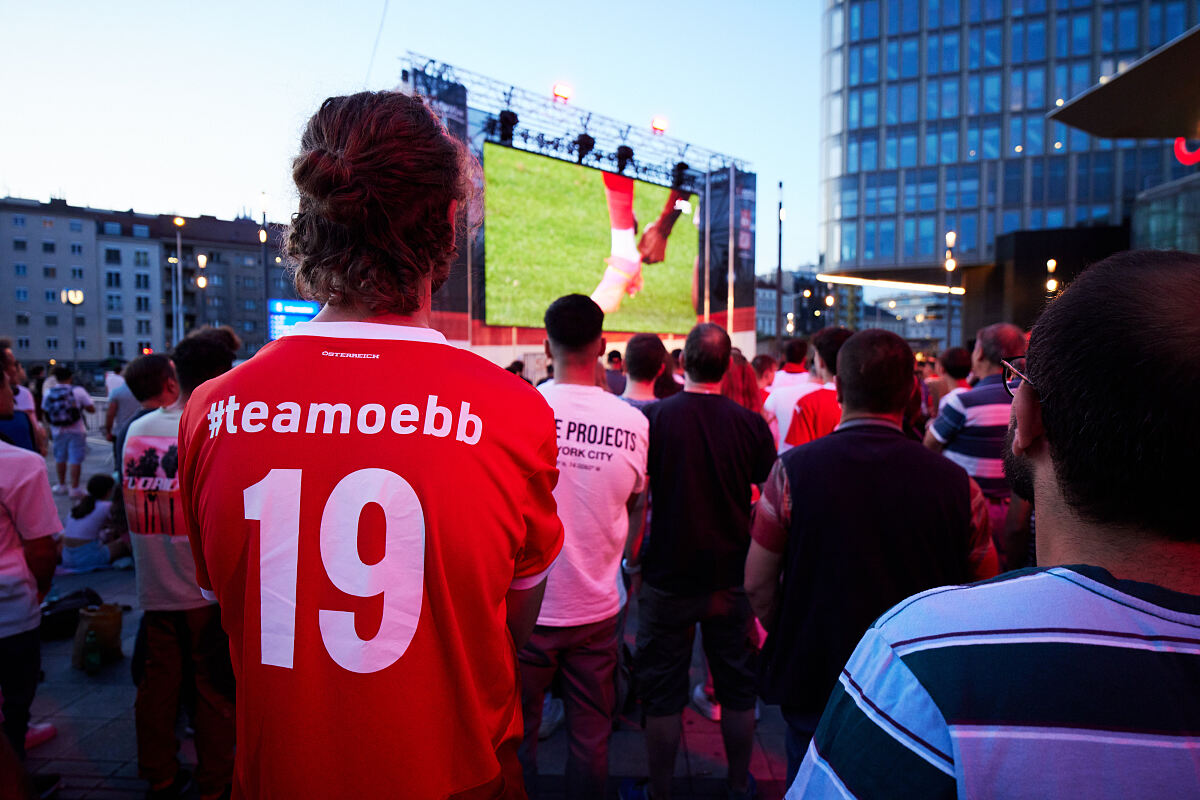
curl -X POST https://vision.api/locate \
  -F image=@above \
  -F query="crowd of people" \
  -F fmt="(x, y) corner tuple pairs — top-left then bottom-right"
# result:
(1, 89), (1198, 800)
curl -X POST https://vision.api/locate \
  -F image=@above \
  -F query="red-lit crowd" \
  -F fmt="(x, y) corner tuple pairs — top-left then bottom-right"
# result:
(1, 89), (1198, 800)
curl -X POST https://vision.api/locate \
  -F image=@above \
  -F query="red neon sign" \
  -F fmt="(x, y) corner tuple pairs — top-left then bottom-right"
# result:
(1175, 137), (1200, 166)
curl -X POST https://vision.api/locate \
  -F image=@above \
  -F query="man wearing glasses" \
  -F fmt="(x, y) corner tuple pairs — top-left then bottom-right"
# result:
(923, 322), (1026, 567)
(788, 250), (1200, 799)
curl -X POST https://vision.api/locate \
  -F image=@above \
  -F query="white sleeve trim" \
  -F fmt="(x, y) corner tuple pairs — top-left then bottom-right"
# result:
(511, 557), (557, 590)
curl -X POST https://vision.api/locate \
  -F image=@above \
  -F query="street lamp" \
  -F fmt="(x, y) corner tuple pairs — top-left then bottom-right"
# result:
(944, 230), (957, 351)
(173, 217), (185, 345)
(1046, 258), (1058, 294)
(60, 288), (84, 373)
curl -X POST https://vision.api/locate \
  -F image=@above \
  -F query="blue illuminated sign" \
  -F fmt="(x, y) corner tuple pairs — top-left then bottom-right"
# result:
(267, 298), (320, 341)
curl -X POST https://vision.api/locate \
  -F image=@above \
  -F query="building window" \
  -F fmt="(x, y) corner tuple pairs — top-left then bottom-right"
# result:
(11, 215), (25, 227)
(43, 265), (56, 279)
(75, 315), (86, 328)
(69, 242), (82, 256)
(136, 296), (151, 312)
(107, 318), (124, 334)
(106, 293), (122, 311)
(135, 273), (151, 289)
(136, 319), (152, 335)
(76, 338), (86, 351)
(105, 248), (121, 265)
(208, 274), (224, 287)
(136, 340), (153, 354)
(109, 341), (125, 357)
(106, 270), (121, 288)
(71, 266), (84, 279)
(41, 218), (53, 229)
(15, 288), (28, 302)
(132, 224), (150, 238)
(44, 289), (56, 303)
(16, 337), (29, 349)
(242, 255), (256, 267)
(15, 312), (29, 326)
(42, 241), (54, 254)
(45, 314), (58, 327)
(13, 238), (26, 251)
(46, 338), (58, 351)
(134, 250), (150, 267)
(242, 320), (257, 333)
(13, 263), (26, 276)
(103, 222), (121, 236)
(69, 219), (83, 232)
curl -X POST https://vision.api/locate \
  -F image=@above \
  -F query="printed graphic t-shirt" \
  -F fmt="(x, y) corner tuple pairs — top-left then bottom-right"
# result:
(536, 382), (648, 627)
(123, 404), (212, 611)
(178, 321), (564, 800)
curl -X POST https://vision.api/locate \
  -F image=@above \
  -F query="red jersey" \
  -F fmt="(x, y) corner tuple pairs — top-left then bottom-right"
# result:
(178, 321), (563, 799)
(784, 386), (841, 448)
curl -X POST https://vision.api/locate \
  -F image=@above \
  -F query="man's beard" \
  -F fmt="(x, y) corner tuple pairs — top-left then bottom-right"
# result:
(1003, 423), (1036, 502)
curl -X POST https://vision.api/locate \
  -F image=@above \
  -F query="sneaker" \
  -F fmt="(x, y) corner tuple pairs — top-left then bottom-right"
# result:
(32, 773), (61, 799)
(25, 721), (57, 750)
(146, 769), (194, 800)
(691, 682), (721, 722)
(589, 256), (643, 313)
(538, 695), (564, 740)
(51, 484), (68, 495)
(618, 778), (652, 800)
(727, 773), (757, 800)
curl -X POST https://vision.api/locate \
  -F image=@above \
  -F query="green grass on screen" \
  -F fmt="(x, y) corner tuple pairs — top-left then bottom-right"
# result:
(483, 142), (697, 333)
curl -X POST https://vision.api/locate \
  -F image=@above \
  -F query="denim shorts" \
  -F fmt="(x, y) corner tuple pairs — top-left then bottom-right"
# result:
(62, 540), (111, 572)
(52, 430), (87, 464)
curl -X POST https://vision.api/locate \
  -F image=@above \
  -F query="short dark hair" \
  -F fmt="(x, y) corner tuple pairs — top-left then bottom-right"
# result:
(939, 346), (972, 380)
(624, 333), (667, 381)
(976, 322), (1025, 366)
(172, 334), (237, 395)
(683, 323), (731, 383)
(187, 324), (242, 354)
(837, 330), (915, 413)
(1027, 250), (1200, 541)
(544, 294), (604, 353)
(811, 327), (855, 376)
(286, 91), (477, 315)
(784, 338), (808, 365)
(124, 354), (175, 402)
(52, 365), (73, 382)
(607, 350), (623, 365)
(751, 354), (777, 379)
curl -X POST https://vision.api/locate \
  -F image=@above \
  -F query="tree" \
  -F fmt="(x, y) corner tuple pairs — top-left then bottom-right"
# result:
(160, 445), (179, 536)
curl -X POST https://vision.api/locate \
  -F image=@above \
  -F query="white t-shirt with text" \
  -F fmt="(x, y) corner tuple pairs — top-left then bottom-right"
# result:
(536, 382), (648, 627)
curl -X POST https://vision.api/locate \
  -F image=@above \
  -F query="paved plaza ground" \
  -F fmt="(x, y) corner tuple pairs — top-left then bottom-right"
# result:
(23, 427), (789, 799)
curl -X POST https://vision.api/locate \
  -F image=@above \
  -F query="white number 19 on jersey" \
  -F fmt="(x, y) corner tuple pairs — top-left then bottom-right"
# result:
(244, 468), (425, 674)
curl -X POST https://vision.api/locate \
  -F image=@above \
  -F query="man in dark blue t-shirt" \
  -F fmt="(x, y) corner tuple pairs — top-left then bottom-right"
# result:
(623, 323), (776, 800)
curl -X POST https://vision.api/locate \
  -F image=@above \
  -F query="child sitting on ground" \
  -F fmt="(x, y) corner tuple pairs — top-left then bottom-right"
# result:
(60, 474), (131, 572)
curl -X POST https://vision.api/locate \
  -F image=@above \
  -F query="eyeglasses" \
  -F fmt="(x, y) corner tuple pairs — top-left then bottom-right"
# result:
(1000, 357), (1032, 398)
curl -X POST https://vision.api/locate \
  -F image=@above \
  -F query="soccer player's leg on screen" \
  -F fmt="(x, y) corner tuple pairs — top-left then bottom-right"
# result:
(590, 173), (643, 313)
(638, 189), (691, 265)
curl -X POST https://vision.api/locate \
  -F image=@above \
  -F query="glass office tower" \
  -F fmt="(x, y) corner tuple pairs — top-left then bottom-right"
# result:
(821, 0), (1200, 276)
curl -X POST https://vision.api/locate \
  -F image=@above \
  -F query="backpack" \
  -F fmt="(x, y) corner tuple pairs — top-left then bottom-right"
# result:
(45, 384), (82, 427)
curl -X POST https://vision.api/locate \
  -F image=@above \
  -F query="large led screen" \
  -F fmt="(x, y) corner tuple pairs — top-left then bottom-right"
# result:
(483, 142), (698, 333)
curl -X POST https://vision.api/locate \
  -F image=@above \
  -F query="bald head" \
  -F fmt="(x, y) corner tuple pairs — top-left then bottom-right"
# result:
(684, 323), (731, 384)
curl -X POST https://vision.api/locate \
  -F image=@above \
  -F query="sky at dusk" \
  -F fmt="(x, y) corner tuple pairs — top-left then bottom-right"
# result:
(0, 1), (821, 274)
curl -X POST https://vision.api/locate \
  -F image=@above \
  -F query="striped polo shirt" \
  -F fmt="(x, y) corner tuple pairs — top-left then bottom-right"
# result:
(788, 565), (1200, 799)
(929, 373), (1012, 499)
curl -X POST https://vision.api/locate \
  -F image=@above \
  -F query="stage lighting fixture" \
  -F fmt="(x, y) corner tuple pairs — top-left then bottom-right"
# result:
(671, 161), (690, 191)
(498, 110), (519, 145)
(575, 133), (595, 164)
(616, 145), (634, 174)
(651, 116), (668, 135)
(552, 82), (572, 103)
